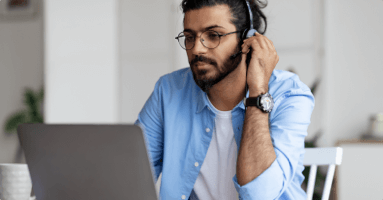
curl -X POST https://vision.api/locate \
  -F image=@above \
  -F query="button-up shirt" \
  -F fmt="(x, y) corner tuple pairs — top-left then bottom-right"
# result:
(134, 67), (315, 200)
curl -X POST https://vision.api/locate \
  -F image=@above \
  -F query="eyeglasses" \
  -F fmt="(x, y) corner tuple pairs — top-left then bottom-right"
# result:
(175, 30), (242, 50)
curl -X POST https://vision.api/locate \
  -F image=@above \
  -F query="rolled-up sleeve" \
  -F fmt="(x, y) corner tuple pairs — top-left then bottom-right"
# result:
(134, 77), (164, 183)
(232, 89), (315, 200)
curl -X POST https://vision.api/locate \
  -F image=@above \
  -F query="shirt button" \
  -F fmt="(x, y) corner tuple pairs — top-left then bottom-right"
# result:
(182, 195), (186, 199)
(206, 128), (210, 132)
(208, 107), (210, 110)
(195, 162), (199, 167)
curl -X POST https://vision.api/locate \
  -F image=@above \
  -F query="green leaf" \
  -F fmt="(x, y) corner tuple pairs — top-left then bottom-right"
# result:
(4, 111), (27, 134)
(23, 88), (37, 108)
(29, 112), (43, 123)
(23, 88), (41, 122)
(38, 86), (44, 102)
(4, 87), (44, 134)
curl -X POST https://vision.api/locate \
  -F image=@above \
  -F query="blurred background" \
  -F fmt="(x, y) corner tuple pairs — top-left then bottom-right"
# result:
(0, 0), (382, 199)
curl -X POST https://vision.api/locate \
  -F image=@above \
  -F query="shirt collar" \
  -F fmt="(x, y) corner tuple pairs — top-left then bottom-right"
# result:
(195, 88), (249, 114)
(196, 89), (208, 114)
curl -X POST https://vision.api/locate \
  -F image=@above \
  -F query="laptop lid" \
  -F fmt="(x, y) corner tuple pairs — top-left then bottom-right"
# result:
(17, 124), (158, 200)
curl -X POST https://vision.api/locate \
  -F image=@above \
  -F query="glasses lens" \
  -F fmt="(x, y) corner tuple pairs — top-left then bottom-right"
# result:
(201, 30), (220, 49)
(177, 31), (220, 50)
(177, 32), (195, 50)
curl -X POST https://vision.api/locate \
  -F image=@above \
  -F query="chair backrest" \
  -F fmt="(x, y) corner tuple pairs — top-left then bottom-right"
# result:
(303, 147), (343, 200)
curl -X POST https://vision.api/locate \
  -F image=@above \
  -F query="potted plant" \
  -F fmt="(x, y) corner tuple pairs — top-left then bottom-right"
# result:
(3, 86), (44, 162)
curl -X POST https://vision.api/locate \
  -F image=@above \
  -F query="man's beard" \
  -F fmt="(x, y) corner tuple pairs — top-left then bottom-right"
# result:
(190, 46), (242, 94)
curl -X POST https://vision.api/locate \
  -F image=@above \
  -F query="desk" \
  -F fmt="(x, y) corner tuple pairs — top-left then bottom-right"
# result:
(331, 139), (383, 200)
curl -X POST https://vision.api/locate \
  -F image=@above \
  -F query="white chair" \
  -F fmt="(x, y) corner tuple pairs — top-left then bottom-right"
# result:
(303, 147), (343, 200)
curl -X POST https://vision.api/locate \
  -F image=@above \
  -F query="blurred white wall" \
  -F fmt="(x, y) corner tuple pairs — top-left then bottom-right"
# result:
(119, 0), (173, 123)
(172, 0), (191, 70)
(320, 0), (383, 146)
(0, 0), (44, 163)
(44, 0), (119, 123)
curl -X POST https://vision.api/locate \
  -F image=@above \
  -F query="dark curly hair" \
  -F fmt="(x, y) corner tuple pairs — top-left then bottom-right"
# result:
(180, 0), (268, 40)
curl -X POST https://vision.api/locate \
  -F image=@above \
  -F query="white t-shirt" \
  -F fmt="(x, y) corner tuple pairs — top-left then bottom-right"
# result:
(190, 97), (240, 200)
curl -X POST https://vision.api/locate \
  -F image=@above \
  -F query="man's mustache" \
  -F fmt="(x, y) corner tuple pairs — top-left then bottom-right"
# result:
(190, 55), (217, 67)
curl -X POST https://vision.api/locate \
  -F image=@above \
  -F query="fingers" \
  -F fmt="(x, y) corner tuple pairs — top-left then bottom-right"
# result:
(254, 32), (268, 49)
(257, 33), (276, 51)
(264, 37), (274, 50)
(241, 33), (272, 54)
(241, 42), (251, 54)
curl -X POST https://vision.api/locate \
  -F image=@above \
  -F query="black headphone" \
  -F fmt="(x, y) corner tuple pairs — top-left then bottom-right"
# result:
(230, 0), (258, 60)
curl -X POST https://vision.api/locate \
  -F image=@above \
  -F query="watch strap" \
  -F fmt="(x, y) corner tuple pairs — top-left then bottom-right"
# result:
(244, 97), (260, 107)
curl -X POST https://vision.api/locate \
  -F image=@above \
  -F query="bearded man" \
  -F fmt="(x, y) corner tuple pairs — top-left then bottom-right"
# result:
(135, 0), (314, 199)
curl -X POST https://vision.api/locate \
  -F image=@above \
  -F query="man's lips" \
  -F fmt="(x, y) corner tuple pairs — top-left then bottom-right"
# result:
(194, 62), (211, 68)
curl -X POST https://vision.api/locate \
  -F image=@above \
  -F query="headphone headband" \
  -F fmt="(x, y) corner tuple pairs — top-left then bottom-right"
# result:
(245, 1), (254, 30)
(242, 0), (257, 39)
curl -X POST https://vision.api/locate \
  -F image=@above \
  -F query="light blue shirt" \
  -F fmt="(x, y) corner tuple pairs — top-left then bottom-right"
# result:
(134, 67), (315, 200)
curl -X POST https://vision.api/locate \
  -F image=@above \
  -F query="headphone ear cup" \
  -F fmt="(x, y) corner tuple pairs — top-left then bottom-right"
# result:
(245, 28), (257, 39)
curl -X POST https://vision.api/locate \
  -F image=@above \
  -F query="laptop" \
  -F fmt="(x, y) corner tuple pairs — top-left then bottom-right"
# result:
(17, 124), (158, 200)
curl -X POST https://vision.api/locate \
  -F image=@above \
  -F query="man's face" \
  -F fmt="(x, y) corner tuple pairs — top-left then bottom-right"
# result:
(183, 4), (242, 93)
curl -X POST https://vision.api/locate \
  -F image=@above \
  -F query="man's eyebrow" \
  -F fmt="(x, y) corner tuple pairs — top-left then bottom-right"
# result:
(183, 25), (226, 33)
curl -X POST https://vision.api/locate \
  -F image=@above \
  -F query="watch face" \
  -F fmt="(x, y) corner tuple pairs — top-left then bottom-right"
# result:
(261, 94), (274, 112)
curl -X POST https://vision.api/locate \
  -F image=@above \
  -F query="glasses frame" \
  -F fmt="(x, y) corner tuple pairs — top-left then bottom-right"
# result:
(175, 30), (242, 50)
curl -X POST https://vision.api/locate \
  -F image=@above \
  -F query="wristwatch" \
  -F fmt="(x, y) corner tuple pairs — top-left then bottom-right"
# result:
(244, 92), (274, 113)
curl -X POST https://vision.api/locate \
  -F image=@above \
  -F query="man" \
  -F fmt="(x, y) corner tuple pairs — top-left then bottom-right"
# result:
(134, 0), (314, 199)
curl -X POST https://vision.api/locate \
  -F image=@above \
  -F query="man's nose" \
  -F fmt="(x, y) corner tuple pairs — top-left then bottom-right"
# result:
(191, 36), (208, 55)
